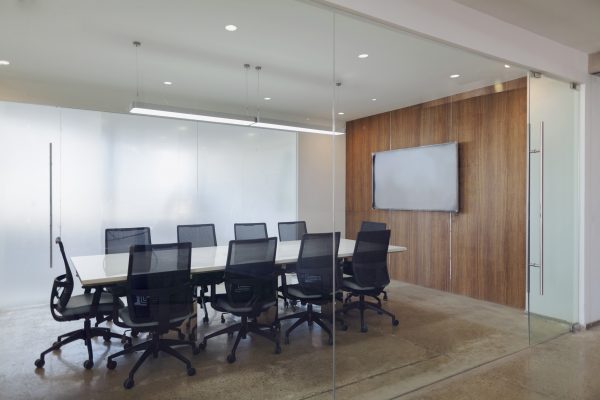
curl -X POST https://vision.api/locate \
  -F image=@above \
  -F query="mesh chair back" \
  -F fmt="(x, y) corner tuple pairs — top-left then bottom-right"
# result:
(177, 224), (217, 247)
(105, 227), (151, 254)
(352, 230), (391, 288)
(54, 237), (74, 310)
(234, 223), (268, 240)
(126, 242), (192, 332)
(296, 232), (341, 295)
(225, 238), (278, 312)
(360, 221), (387, 232)
(278, 221), (307, 241)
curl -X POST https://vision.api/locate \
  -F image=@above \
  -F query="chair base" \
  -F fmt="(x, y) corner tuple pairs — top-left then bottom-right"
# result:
(343, 295), (398, 333)
(107, 332), (197, 389)
(344, 290), (387, 306)
(35, 318), (125, 370)
(279, 303), (337, 345)
(199, 316), (280, 363)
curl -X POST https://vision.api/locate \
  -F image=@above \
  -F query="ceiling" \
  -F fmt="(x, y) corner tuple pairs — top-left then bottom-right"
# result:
(0, 0), (525, 128)
(453, 0), (600, 54)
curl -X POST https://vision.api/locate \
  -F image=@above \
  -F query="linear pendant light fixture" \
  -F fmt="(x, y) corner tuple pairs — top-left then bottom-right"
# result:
(130, 102), (255, 126)
(129, 103), (344, 135)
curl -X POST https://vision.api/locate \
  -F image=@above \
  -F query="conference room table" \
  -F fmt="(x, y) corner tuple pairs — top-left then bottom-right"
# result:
(71, 238), (407, 287)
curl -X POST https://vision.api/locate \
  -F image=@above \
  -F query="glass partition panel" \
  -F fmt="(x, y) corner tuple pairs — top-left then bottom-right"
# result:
(55, 0), (336, 398)
(332, 9), (534, 399)
(0, 102), (60, 309)
(528, 74), (580, 344)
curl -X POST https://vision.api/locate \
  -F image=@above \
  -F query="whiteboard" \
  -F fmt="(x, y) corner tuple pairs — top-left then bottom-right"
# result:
(372, 142), (458, 212)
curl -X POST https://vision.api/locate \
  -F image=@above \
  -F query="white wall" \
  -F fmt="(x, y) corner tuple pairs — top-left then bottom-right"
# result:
(297, 133), (346, 235)
(322, 0), (600, 325)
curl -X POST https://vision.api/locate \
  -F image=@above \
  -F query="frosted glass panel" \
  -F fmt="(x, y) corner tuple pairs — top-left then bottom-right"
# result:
(528, 75), (579, 342)
(0, 101), (297, 308)
(196, 124), (297, 243)
(60, 111), (297, 247)
(0, 102), (60, 309)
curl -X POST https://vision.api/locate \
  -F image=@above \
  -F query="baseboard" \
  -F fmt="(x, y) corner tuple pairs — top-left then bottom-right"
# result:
(585, 320), (600, 330)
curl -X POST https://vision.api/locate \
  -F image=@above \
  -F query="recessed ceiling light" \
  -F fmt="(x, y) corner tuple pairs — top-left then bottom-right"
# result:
(338, 112), (345, 115)
(0, 60), (9, 66)
(225, 25), (238, 32)
(163, 81), (173, 85)
(371, 98), (377, 101)
(504, 64), (511, 69)
(264, 97), (271, 100)
(358, 53), (369, 59)
(450, 74), (460, 79)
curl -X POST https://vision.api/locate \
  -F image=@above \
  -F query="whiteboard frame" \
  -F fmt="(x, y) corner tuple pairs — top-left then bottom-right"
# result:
(371, 141), (459, 213)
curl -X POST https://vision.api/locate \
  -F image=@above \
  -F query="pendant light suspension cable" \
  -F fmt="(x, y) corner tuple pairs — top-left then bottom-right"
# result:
(255, 65), (262, 123)
(133, 41), (141, 100)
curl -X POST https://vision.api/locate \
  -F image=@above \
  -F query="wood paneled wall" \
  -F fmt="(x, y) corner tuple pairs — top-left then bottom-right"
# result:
(345, 78), (527, 308)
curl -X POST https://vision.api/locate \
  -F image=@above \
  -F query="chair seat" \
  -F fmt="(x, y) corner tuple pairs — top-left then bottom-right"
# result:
(211, 294), (275, 315)
(59, 292), (119, 319)
(192, 271), (224, 286)
(342, 277), (380, 292)
(285, 284), (339, 301)
(118, 307), (190, 329)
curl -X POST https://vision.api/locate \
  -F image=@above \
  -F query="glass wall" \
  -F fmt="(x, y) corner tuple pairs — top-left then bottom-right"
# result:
(0, 0), (584, 399)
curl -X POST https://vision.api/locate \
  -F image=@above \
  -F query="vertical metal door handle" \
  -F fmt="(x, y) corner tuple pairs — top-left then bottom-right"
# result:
(49, 142), (53, 268)
(539, 122), (544, 295)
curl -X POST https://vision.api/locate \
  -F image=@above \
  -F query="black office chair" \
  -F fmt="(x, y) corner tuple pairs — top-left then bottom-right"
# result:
(105, 227), (151, 254)
(278, 221), (307, 242)
(177, 224), (222, 333)
(104, 227), (152, 331)
(234, 222), (268, 240)
(106, 242), (198, 389)
(277, 221), (308, 308)
(199, 237), (281, 363)
(34, 237), (125, 370)
(342, 230), (399, 332)
(344, 220), (389, 303)
(360, 221), (387, 232)
(279, 232), (342, 345)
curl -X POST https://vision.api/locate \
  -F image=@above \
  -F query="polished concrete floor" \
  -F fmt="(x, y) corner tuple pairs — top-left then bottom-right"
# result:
(0, 281), (583, 400)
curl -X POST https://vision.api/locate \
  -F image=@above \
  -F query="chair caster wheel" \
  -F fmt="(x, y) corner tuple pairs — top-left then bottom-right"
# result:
(328, 337), (334, 346)
(107, 360), (117, 370)
(221, 315), (226, 324)
(360, 326), (368, 333)
(187, 367), (196, 376)
(202, 316), (209, 324)
(284, 336), (290, 345)
(198, 341), (207, 350)
(392, 319), (399, 326)
(83, 360), (94, 369)
(51, 341), (61, 350)
(226, 354), (236, 364)
(124, 340), (132, 350)
(131, 330), (139, 338)
(123, 377), (134, 389)
(103, 334), (111, 342)
(34, 358), (45, 368)
(275, 344), (282, 354)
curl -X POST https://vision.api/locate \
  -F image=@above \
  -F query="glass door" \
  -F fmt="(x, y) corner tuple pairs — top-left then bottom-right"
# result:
(528, 73), (580, 344)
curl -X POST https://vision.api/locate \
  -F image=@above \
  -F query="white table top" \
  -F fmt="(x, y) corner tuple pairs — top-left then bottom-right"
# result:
(71, 238), (407, 287)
